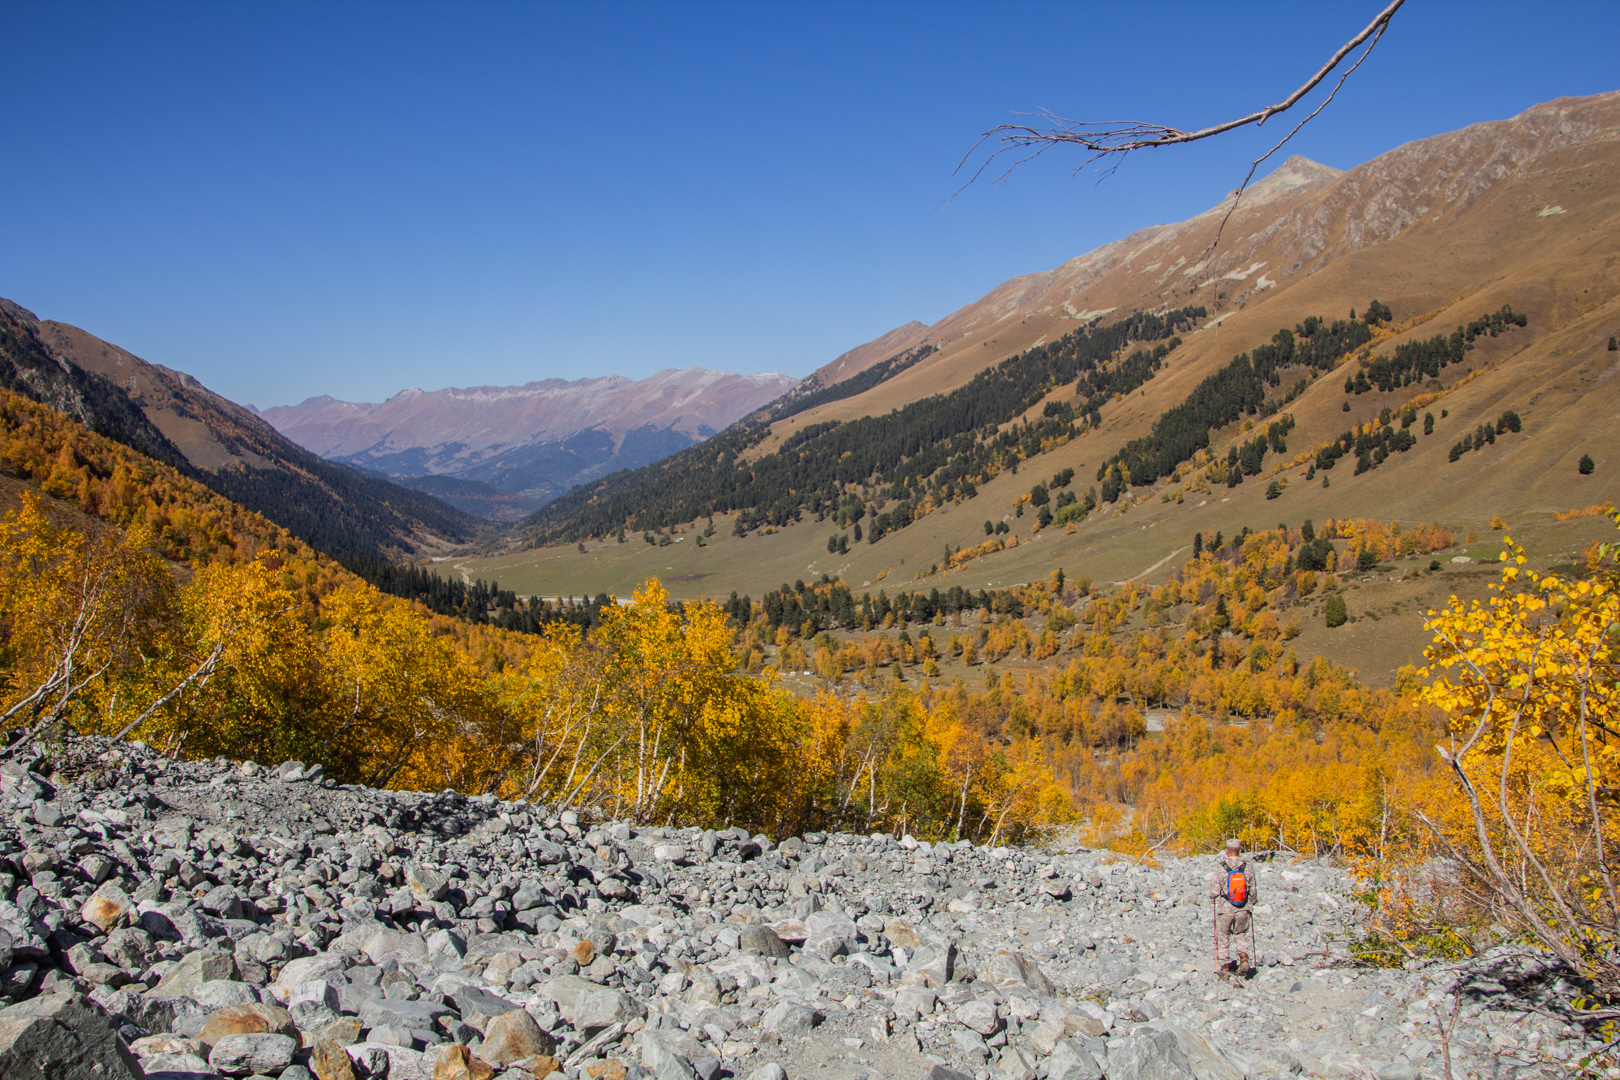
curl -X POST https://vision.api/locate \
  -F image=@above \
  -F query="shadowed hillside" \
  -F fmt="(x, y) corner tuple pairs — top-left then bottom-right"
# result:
(0, 299), (487, 559)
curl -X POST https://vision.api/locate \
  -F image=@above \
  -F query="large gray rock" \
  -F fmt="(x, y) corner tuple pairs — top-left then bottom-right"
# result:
(802, 911), (859, 960)
(573, 987), (645, 1029)
(531, 839), (569, 865)
(190, 979), (260, 1009)
(737, 924), (790, 958)
(656, 1053), (697, 1080)
(267, 953), (348, 1003)
(981, 950), (1056, 995)
(1105, 1020), (1244, 1080)
(955, 999), (1000, 1036)
(101, 927), (159, 971)
(642, 1027), (706, 1070)
(152, 949), (238, 998)
(346, 1040), (434, 1080)
(209, 1031), (297, 1075)
(121, 991), (207, 1036)
(902, 935), (956, 987)
(139, 1049), (215, 1075)
(998, 1046), (1038, 1080)
(0, 903), (50, 963)
(426, 927), (466, 972)
(0, 993), (143, 1079)
(451, 986), (521, 1032)
(1047, 1039), (1104, 1080)
(405, 863), (449, 903)
(761, 1001), (823, 1035)
(359, 996), (456, 1032)
(535, 974), (597, 1017)
(330, 921), (429, 968)
(167, 908), (229, 949)
(510, 880), (550, 912)
(200, 885), (244, 920)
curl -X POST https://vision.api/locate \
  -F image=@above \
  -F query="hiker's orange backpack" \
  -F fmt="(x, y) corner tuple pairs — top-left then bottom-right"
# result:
(1223, 865), (1248, 906)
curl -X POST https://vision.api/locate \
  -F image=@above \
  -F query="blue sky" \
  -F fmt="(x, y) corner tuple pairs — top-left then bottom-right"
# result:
(3, 2), (1615, 408)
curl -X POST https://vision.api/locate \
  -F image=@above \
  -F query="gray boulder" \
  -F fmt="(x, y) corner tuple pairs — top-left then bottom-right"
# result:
(190, 979), (260, 1009)
(981, 950), (1056, 995)
(802, 911), (859, 960)
(738, 924), (790, 958)
(574, 986), (645, 1029)
(1047, 1039), (1104, 1080)
(0, 993), (143, 1079)
(152, 949), (237, 997)
(359, 996), (456, 1031)
(903, 936), (956, 987)
(0, 902), (49, 962)
(643, 1027), (705, 1071)
(761, 1001), (823, 1035)
(209, 1031), (297, 1075)
(1105, 1020), (1245, 1080)
(451, 985), (521, 1031)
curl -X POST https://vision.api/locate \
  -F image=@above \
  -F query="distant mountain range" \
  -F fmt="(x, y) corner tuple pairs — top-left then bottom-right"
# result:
(261, 369), (799, 520)
(0, 299), (487, 559)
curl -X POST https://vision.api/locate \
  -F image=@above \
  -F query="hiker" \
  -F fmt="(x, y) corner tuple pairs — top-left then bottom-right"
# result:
(1210, 837), (1256, 976)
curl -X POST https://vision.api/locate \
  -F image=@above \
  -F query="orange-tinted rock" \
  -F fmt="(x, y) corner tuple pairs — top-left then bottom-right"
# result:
(587, 1057), (628, 1080)
(198, 1003), (297, 1048)
(79, 886), (133, 933)
(310, 1038), (358, 1080)
(434, 1042), (496, 1080)
(481, 1009), (556, 1067)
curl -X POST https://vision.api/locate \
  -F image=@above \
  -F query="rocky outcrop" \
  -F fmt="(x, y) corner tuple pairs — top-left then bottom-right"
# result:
(0, 737), (1603, 1080)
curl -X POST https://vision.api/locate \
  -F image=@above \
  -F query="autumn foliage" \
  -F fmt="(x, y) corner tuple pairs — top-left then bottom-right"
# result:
(5, 382), (1620, 991)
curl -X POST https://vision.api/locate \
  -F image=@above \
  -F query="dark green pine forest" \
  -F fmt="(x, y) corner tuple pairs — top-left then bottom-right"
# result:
(518, 299), (1530, 554)
(519, 307), (1207, 546)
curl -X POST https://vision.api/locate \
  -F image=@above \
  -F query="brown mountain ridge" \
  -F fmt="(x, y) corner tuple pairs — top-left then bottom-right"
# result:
(483, 90), (1620, 675)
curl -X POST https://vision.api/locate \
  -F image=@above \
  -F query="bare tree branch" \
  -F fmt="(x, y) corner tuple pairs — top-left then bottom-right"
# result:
(952, 0), (1404, 226)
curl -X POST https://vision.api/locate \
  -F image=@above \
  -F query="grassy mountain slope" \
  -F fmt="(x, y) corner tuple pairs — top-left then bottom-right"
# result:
(0, 300), (488, 559)
(466, 92), (1620, 684)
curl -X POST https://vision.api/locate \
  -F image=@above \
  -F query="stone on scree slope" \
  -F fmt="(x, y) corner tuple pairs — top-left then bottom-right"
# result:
(0, 735), (1600, 1080)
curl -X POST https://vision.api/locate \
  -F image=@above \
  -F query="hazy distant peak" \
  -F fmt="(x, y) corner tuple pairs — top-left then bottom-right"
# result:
(261, 365), (801, 493)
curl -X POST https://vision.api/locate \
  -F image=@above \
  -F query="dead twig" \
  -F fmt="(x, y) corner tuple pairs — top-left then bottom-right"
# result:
(1438, 987), (1462, 1080)
(951, 0), (1403, 255)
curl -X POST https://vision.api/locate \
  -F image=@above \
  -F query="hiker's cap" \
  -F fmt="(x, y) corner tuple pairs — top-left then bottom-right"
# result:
(1225, 838), (1241, 851)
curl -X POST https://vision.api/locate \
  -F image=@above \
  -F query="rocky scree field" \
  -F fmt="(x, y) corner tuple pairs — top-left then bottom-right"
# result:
(0, 740), (1605, 1080)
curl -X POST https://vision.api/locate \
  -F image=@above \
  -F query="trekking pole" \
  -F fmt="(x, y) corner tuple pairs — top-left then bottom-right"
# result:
(1211, 901), (1219, 974)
